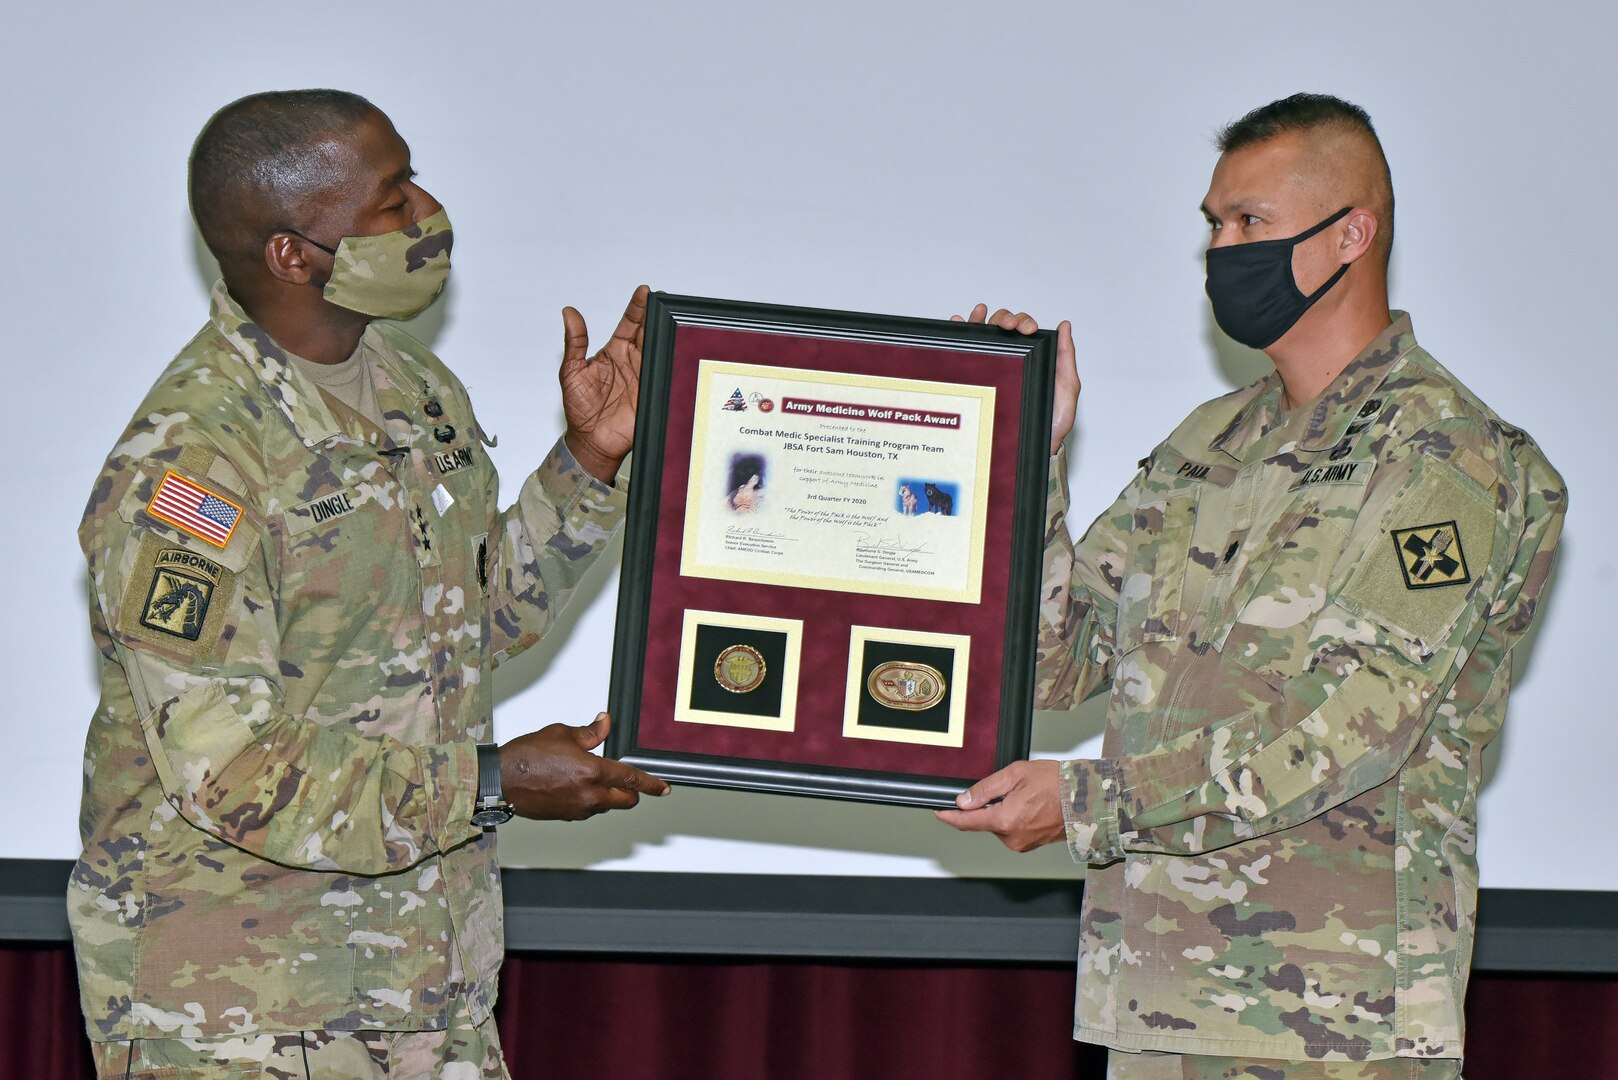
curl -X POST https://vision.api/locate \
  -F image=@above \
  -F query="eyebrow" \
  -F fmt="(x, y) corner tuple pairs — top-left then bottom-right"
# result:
(1200, 197), (1275, 219)
(368, 165), (416, 201)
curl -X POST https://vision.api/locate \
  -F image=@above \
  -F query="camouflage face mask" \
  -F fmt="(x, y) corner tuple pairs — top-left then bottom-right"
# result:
(295, 208), (454, 320)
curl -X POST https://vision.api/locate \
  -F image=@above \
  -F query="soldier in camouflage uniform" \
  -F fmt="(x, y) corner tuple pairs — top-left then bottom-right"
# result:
(70, 89), (668, 1079)
(939, 95), (1565, 1078)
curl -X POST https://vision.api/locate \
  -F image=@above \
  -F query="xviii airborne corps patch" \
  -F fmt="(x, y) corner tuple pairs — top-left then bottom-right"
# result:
(1392, 520), (1471, 590)
(139, 549), (225, 640)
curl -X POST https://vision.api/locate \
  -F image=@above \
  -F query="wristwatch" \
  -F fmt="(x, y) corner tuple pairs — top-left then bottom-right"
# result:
(472, 743), (515, 828)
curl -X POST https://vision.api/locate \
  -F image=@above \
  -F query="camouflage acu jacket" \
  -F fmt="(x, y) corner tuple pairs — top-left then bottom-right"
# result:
(70, 283), (626, 1042)
(1037, 314), (1565, 1062)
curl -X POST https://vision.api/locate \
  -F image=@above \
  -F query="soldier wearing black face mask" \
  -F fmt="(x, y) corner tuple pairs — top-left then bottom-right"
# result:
(941, 94), (1566, 1079)
(1204, 204), (1354, 350)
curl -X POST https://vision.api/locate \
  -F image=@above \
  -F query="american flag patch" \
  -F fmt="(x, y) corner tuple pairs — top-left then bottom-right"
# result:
(147, 471), (244, 549)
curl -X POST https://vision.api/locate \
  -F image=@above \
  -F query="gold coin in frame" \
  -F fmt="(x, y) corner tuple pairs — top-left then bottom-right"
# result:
(867, 660), (947, 712)
(714, 644), (767, 694)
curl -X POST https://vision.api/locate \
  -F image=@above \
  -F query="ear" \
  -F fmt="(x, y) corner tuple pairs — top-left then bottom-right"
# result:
(264, 231), (323, 286)
(1338, 208), (1379, 266)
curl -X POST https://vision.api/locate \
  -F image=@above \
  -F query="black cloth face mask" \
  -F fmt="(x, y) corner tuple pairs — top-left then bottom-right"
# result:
(1204, 206), (1353, 349)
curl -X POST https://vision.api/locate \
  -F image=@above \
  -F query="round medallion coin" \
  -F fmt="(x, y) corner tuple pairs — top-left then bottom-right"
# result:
(714, 644), (767, 694)
(867, 660), (947, 712)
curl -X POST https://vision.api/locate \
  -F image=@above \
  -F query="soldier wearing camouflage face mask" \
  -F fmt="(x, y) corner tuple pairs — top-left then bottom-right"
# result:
(940, 94), (1566, 1078)
(70, 89), (668, 1079)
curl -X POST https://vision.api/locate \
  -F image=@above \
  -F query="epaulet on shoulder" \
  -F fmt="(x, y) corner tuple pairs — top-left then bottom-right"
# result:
(1396, 346), (1497, 431)
(372, 321), (448, 375)
(121, 324), (266, 472)
(1394, 347), (1554, 496)
(143, 332), (259, 418)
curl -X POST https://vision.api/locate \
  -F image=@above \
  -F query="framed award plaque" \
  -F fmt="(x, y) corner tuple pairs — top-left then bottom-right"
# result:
(605, 293), (1055, 807)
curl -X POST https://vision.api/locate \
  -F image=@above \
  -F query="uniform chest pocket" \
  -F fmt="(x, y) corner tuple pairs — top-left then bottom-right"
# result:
(1116, 489), (1197, 653)
(275, 472), (410, 587)
(1220, 479), (1367, 683)
(423, 439), (497, 512)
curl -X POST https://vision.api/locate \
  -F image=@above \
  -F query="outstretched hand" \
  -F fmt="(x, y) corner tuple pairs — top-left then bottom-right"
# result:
(952, 304), (1078, 454)
(933, 758), (1065, 852)
(560, 284), (651, 484)
(500, 712), (669, 821)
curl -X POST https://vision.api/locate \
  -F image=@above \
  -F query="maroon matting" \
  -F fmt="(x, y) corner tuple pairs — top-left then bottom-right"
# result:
(634, 324), (1028, 783)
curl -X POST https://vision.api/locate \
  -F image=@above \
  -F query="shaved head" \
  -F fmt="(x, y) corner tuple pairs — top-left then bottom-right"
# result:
(1217, 94), (1394, 269)
(188, 90), (379, 277)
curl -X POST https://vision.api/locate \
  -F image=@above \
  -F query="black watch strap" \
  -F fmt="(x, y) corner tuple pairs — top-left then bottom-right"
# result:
(473, 743), (514, 827)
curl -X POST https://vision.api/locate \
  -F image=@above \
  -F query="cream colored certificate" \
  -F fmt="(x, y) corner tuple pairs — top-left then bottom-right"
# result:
(681, 360), (995, 604)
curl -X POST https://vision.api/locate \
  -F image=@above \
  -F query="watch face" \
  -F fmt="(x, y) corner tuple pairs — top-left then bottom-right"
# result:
(472, 804), (514, 828)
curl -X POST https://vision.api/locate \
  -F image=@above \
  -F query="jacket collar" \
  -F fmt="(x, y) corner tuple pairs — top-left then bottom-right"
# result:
(1208, 311), (1418, 460)
(209, 281), (348, 446)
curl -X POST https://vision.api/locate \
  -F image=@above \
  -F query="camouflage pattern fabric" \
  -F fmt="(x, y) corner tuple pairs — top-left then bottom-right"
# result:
(1106, 1048), (1462, 1078)
(321, 208), (453, 320)
(70, 281), (626, 1044)
(88, 1013), (508, 1079)
(1038, 314), (1566, 1062)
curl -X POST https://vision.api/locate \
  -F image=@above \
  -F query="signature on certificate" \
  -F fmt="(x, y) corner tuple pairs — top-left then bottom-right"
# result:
(854, 533), (934, 557)
(726, 526), (795, 542)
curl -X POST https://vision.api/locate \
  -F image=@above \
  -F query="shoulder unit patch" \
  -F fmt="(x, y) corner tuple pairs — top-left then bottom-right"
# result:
(1392, 520), (1471, 590)
(140, 551), (221, 640)
(117, 536), (237, 659)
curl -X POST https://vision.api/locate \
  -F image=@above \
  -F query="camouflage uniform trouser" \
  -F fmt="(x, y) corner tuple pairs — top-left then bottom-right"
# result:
(1107, 1050), (1463, 1079)
(89, 1016), (508, 1080)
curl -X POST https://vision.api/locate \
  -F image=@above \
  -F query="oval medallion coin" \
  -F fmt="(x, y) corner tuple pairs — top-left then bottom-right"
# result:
(714, 644), (767, 694)
(867, 660), (946, 712)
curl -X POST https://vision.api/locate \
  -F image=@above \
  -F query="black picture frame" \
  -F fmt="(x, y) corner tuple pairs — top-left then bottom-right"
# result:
(606, 292), (1055, 807)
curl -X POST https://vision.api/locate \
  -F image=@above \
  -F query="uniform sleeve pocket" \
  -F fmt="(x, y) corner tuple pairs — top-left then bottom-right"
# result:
(1336, 457), (1497, 663)
(1117, 489), (1197, 652)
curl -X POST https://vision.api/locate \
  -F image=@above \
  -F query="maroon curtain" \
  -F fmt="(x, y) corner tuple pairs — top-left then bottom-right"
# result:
(11, 944), (1616, 1079)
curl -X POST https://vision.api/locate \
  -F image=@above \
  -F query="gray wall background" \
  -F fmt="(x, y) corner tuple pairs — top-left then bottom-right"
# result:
(6, 1), (1611, 888)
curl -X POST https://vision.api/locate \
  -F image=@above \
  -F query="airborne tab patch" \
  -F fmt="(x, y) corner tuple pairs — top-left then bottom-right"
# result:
(117, 537), (236, 659)
(1393, 521), (1471, 590)
(140, 549), (223, 640)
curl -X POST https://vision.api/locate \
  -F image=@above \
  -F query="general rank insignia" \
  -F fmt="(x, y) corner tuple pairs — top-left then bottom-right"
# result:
(147, 471), (242, 549)
(714, 644), (766, 693)
(1393, 520), (1471, 590)
(867, 661), (947, 712)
